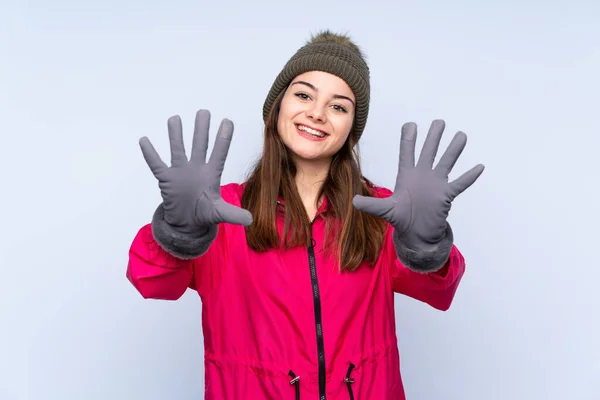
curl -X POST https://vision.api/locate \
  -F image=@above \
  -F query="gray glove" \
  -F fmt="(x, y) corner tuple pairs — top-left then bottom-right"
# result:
(353, 120), (484, 272)
(139, 109), (252, 258)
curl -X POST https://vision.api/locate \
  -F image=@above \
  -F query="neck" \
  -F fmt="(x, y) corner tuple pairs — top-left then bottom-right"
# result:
(293, 157), (331, 210)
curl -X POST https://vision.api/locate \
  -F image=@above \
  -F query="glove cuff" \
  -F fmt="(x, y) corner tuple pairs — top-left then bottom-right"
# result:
(393, 223), (454, 273)
(151, 203), (218, 259)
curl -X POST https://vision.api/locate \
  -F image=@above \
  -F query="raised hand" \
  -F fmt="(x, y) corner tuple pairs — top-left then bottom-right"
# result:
(353, 120), (484, 246)
(139, 109), (253, 235)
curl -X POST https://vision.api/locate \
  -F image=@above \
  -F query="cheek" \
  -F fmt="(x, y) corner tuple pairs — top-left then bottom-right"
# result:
(277, 100), (294, 129)
(334, 118), (354, 141)
(279, 95), (296, 115)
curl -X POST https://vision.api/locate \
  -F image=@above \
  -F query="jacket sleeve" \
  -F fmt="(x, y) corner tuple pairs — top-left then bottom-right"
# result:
(384, 227), (466, 311)
(126, 223), (228, 300)
(126, 184), (241, 300)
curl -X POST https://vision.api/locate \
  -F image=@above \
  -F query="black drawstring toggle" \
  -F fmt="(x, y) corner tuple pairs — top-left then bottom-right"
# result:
(288, 370), (300, 400)
(344, 363), (356, 400)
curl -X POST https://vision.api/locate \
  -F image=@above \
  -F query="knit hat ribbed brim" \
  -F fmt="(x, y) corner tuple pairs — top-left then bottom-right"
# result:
(262, 30), (370, 138)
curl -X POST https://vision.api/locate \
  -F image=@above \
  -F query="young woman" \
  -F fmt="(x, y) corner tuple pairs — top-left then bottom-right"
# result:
(127, 30), (484, 400)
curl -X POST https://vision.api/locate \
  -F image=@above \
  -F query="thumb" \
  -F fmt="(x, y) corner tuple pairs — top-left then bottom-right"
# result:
(352, 195), (395, 219)
(213, 199), (253, 226)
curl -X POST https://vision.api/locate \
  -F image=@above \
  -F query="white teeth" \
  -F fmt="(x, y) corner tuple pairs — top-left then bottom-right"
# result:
(298, 125), (326, 138)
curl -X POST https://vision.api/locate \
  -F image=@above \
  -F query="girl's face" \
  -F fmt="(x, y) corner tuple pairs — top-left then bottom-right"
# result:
(277, 71), (356, 164)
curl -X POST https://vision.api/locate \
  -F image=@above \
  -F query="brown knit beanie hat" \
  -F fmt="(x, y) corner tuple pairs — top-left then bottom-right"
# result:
(262, 30), (370, 138)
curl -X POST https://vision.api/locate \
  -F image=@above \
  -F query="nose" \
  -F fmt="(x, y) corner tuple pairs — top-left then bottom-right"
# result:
(306, 102), (327, 123)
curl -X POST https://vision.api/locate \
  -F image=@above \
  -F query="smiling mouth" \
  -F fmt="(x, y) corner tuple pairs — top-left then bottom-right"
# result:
(296, 124), (328, 138)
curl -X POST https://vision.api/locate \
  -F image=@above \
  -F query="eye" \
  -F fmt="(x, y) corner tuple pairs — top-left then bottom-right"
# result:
(332, 104), (348, 113)
(294, 92), (311, 100)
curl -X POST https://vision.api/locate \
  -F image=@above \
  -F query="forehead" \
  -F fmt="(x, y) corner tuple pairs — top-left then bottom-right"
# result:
(291, 71), (354, 98)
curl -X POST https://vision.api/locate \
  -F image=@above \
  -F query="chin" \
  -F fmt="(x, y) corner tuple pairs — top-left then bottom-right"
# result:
(291, 150), (323, 161)
(285, 145), (323, 161)
(281, 134), (336, 162)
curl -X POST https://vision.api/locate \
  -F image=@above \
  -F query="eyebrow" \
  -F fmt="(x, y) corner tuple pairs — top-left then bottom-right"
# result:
(291, 80), (355, 106)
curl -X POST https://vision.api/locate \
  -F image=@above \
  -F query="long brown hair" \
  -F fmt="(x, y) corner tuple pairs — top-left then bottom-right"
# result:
(241, 90), (387, 272)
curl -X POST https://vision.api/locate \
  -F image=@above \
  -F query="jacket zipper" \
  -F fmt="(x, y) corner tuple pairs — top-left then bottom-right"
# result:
(308, 233), (327, 400)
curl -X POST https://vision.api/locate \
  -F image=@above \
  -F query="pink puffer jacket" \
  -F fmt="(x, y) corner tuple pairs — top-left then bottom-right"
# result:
(127, 183), (466, 400)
